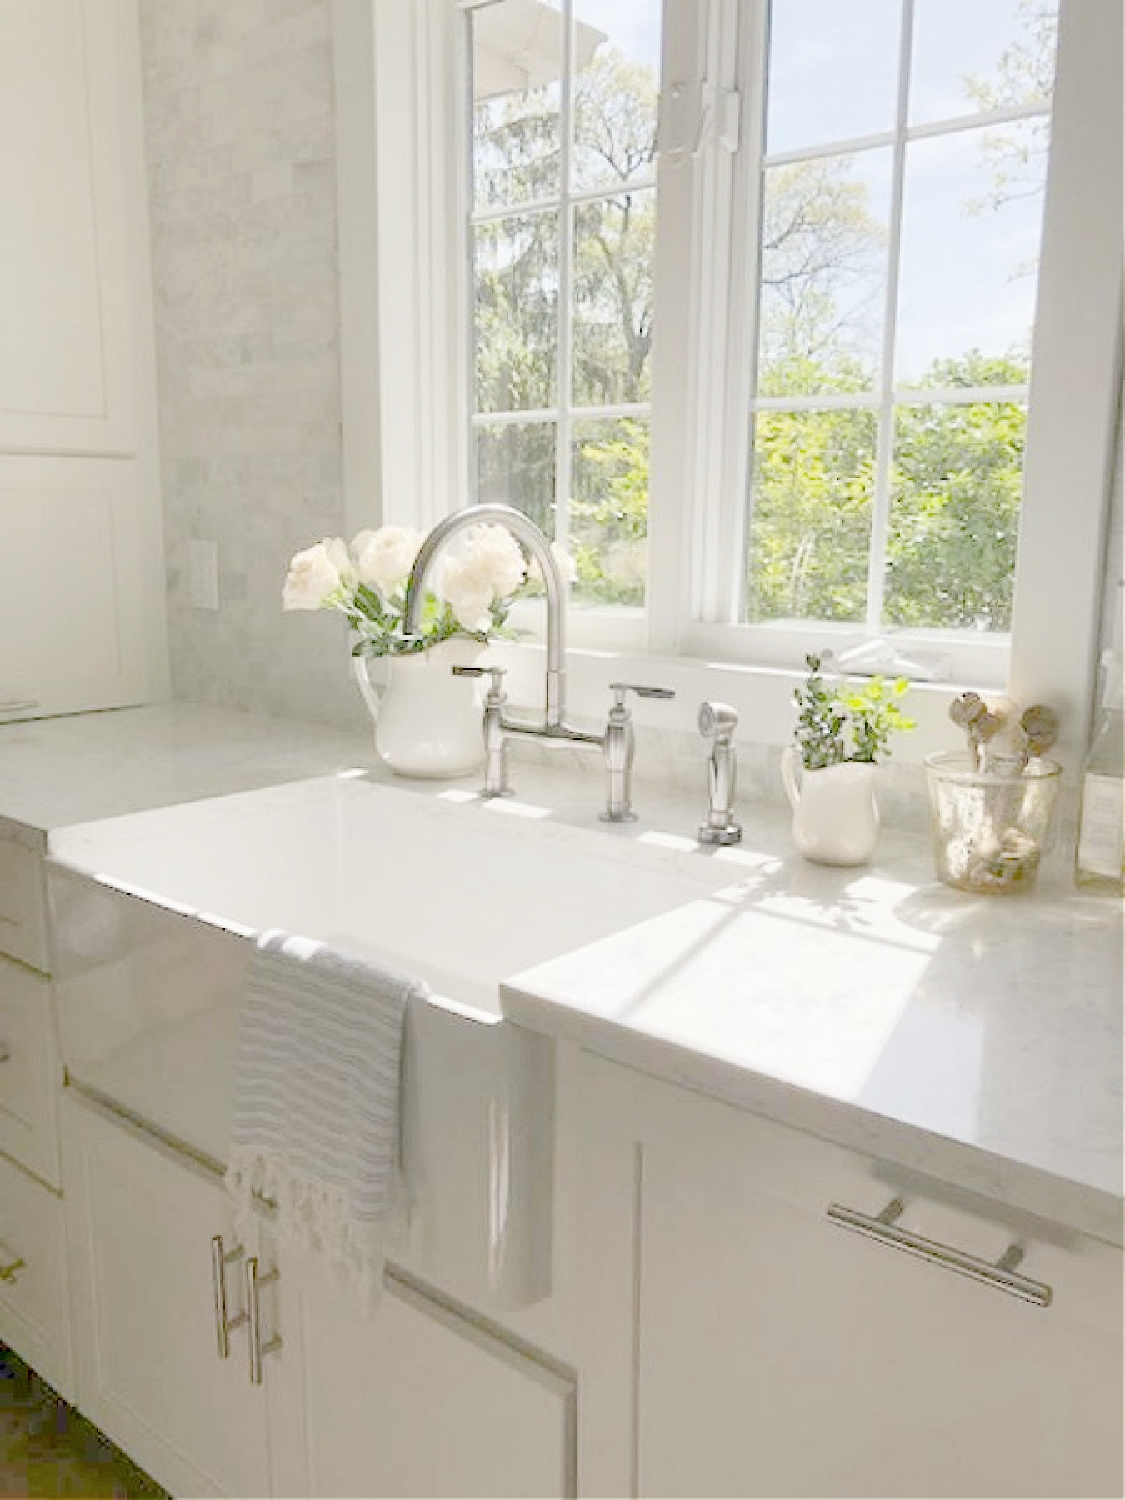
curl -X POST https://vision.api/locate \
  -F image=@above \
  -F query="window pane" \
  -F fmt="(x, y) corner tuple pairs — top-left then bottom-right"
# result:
(471, 1), (562, 210)
(572, 2), (661, 194)
(573, 191), (655, 406)
(571, 416), (648, 605)
(475, 212), (558, 412)
(910, 0), (1058, 126)
(884, 399), (1026, 630)
(765, 0), (902, 154)
(745, 408), (877, 623)
(895, 128), (1048, 386)
(756, 150), (891, 396)
(476, 421), (557, 537)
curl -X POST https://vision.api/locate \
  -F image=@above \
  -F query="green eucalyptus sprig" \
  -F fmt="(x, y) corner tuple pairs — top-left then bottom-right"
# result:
(793, 653), (915, 771)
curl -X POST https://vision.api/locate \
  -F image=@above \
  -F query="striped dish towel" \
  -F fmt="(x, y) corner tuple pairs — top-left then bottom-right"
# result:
(225, 929), (426, 1307)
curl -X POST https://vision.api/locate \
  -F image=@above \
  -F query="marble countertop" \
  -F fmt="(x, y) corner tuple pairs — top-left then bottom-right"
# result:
(3, 703), (1121, 1245)
(0, 703), (371, 834)
(502, 856), (1123, 1244)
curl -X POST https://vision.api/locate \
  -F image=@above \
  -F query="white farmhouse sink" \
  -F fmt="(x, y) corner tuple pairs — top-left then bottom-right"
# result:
(47, 772), (732, 1306)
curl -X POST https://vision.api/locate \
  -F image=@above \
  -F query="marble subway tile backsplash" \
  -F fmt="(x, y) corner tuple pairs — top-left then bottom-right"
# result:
(140, 0), (365, 730)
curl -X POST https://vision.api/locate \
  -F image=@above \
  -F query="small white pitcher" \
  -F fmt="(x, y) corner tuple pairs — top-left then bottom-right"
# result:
(352, 639), (485, 778)
(780, 748), (880, 866)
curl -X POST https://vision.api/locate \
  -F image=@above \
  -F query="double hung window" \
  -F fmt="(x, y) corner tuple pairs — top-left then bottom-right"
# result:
(344, 0), (1120, 722)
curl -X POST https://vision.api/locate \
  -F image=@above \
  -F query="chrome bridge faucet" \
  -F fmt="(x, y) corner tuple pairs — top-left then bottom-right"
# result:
(404, 504), (573, 727)
(403, 505), (672, 819)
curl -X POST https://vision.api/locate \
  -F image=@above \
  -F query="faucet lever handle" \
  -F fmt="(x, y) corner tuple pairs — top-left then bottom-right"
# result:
(453, 663), (507, 701)
(609, 681), (675, 711)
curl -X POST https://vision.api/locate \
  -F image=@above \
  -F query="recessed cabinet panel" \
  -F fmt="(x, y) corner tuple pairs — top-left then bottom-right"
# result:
(0, 0), (135, 452)
(642, 1103), (1122, 1498)
(0, 828), (49, 973)
(0, 955), (60, 1188)
(0, 457), (151, 716)
(0, 1148), (70, 1402)
(576, 1055), (1124, 1500)
(284, 1253), (575, 1499)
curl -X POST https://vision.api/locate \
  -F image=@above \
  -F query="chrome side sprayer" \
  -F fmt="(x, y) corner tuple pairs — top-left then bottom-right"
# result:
(698, 700), (742, 846)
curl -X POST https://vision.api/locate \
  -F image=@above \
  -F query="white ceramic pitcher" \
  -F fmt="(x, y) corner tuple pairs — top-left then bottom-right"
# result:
(352, 639), (485, 778)
(780, 747), (880, 866)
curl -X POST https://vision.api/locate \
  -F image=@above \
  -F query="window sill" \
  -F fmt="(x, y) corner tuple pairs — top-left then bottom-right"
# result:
(488, 638), (983, 767)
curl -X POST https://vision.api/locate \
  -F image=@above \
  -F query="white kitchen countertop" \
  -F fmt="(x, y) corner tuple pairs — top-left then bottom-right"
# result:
(0, 703), (371, 833)
(502, 858), (1123, 1245)
(4, 703), (1121, 1245)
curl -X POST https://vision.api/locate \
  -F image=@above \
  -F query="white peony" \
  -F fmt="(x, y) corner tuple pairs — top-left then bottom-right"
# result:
(461, 524), (527, 598)
(436, 525), (527, 634)
(283, 538), (353, 611)
(528, 541), (578, 587)
(351, 526), (424, 595)
(438, 553), (497, 633)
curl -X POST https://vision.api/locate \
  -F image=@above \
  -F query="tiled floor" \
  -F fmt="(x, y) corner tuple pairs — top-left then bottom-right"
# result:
(0, 1350), (166, 1499)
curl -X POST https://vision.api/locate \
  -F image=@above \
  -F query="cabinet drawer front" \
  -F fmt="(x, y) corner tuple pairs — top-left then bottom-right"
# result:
(0, 834), (48, 973)
(0, 1149), (71, 1401)
(0, 956), (60, 1188)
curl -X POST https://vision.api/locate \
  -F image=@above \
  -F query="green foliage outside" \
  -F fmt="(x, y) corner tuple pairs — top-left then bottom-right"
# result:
(570, 419), (649, 606)
(470, 8), (1049, 630)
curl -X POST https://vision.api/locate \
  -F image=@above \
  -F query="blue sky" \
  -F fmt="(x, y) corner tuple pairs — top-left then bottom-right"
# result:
(572, 0), (1053, 379)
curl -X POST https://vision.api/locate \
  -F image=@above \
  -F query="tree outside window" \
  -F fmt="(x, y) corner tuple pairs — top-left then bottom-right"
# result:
(468, 0), (1059, 635)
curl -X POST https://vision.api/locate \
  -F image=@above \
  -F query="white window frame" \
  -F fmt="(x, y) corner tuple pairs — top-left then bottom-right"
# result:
(334, 0), (1121, 770)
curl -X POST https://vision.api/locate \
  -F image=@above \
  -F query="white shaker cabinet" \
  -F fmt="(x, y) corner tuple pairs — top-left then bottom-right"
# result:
(0, 0), (167, 718)
(577, 1055), (1124, 1500)
(61, 1093), (275, 1499)
(0, 0), (141, 455)
(0, 457), (158, 717)
(61, 1089), (577, 1499)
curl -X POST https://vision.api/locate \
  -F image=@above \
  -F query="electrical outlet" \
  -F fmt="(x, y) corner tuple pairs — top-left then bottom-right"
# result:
(188, 539), (219, 610)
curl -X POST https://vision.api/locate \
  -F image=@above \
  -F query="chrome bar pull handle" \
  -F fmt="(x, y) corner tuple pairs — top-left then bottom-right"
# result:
(245, 1255), (282, 1385)
(0, 1044), (10, 1064)
(827, 1198), (1053, 1307)
(210, 1234), (247, 1358)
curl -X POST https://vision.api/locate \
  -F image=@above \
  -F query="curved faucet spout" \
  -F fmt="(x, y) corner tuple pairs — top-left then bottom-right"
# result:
(403, 504), (568, 728)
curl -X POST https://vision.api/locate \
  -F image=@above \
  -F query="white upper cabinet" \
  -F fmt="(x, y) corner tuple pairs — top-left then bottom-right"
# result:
(0, 0), (167, 716)
(0, 0), (141, 455)
(0, 455), (160, 715)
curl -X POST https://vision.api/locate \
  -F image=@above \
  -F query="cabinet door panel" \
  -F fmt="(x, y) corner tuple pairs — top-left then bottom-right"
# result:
(0, 955), (60, 1187)
(0, 457), (155, 716)
(0, 0), (136, 453)
(577, 1056), (1123, 1500)
(282, 1251), (575, 1499)
(639, 1098), (1122, 1494)
(62, 1093), (272, 1498)
(0, 1148), (71, 1401)
(641, 1144), (1122, 1498)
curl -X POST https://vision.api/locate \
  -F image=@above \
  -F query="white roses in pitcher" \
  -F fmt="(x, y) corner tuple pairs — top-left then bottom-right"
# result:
(283, 522), (552, 658)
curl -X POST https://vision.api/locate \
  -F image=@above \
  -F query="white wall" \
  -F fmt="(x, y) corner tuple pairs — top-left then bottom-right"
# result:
(140, 0), (363, 728)
(1099, 390), (1124, 661)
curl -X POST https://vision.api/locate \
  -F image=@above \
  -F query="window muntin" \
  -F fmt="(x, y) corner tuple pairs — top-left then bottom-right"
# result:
(743, 0), (1060, 638)
(467, 0), (661, 608)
